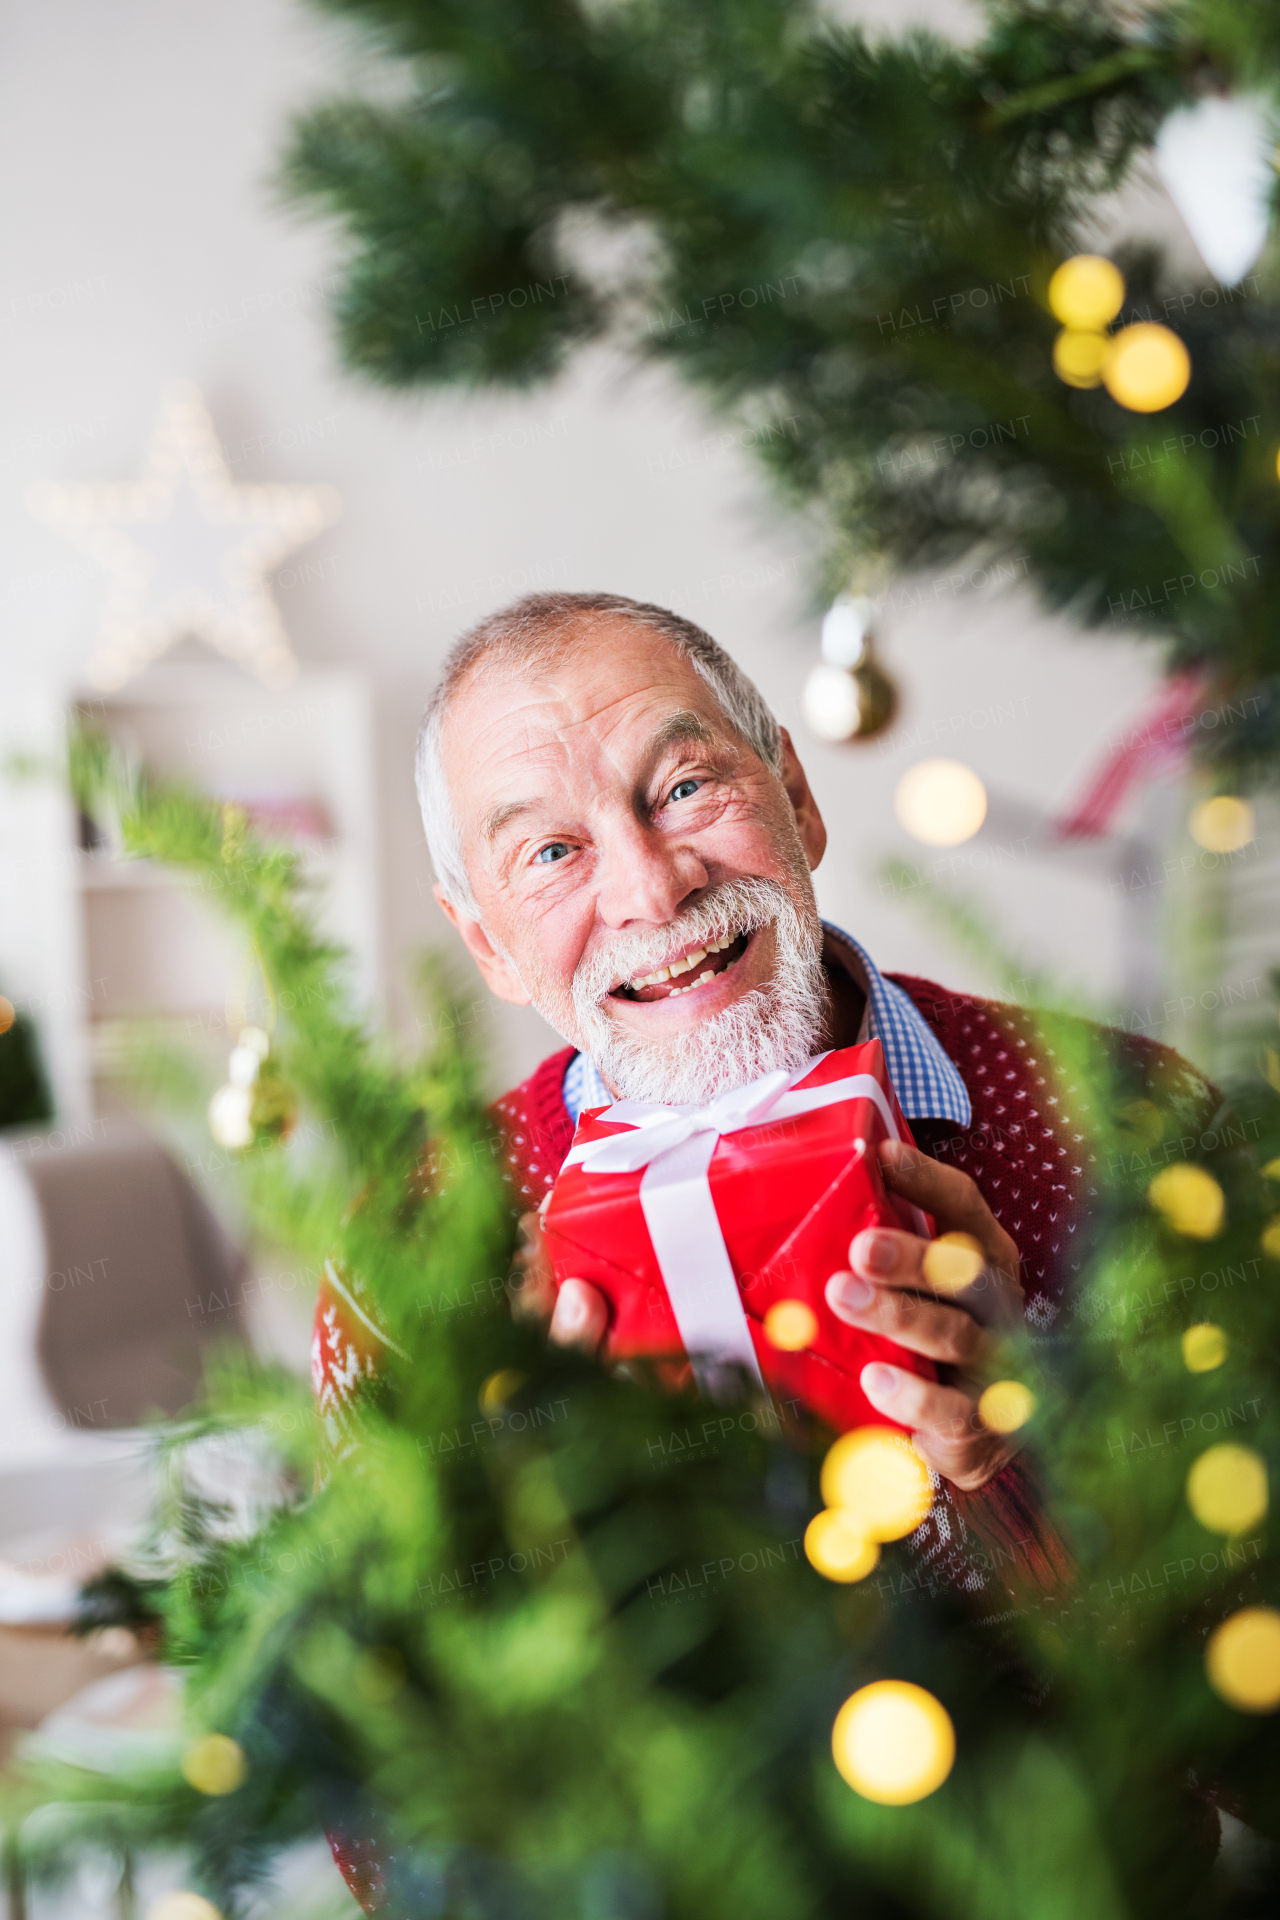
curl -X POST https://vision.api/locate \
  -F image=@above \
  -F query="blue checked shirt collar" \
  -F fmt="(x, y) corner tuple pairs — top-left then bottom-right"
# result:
(562, 922), (971, 1128)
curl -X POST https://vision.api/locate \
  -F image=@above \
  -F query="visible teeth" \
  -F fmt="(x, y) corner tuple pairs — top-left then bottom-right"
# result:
(630, 965), (671, 988)
(624, 931), (744, 996)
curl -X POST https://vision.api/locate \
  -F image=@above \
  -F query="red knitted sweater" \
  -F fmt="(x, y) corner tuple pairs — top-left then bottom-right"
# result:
(314, 973), (1216, 1911)
(315, 971), (1215, 1523)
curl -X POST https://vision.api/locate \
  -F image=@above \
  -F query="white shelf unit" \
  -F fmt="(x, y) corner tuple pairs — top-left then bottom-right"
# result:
(46, 663), (379, 1120)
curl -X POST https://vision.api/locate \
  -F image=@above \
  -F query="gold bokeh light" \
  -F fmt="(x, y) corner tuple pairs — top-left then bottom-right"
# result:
(146, 1897), (223, 1920)
(180, 1733), (247, 1797)
(1053, 329), (1110, 388)
(1148, 1163), (1224, 1240)
(1182, 1323), (1228, 1373)
(804, 1509), (880, 1583)
(764, 1299), (820, 1351)
(1189, 796), (1255, 853)
(831, 1680), (956, 1804)
(922, 1231), (984, 1295)
(1103, 323), (1191, 412)
(821, 1427), (934, 1541)
(894, 759), (987, 848)
(1048, 255), (1125, 330)
(146, 1889), (222, 1920)
(1206, 1606), (1280, 1713)
(479, 1369), (528, 1414)
(1186, 1443), (1268, 1536)
(977, 1380), (1036, 1434)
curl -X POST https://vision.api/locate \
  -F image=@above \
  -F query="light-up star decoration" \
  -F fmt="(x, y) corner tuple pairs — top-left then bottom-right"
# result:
(27, 381), (341, 690)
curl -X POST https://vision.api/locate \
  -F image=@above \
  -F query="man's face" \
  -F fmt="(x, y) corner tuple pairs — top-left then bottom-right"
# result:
(436, 622), (831, 1101)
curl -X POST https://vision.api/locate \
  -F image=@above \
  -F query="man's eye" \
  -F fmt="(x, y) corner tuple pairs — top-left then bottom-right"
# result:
(533, 842), (570, 865)
(668, 779), (701, 803)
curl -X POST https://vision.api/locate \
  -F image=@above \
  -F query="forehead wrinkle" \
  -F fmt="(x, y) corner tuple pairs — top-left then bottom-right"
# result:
(448, 656), (745, 870)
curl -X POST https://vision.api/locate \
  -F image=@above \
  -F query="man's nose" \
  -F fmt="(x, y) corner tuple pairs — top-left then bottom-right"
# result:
(595, 817), (708, 929)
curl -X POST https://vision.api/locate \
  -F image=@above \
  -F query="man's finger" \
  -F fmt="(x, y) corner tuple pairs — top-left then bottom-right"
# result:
(878, 1138), (1020, 1278)
(825, 1271), (986, 1367)
(549, 1277), (609, 1353)
(859, 1360), (978, 1441)
(847, 1224), (1013, 1325)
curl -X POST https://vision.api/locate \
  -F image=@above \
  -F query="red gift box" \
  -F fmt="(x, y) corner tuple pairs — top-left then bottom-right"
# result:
(543, 1040), (936, 1435)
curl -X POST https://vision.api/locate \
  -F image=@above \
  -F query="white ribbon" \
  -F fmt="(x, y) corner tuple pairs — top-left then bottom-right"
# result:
(563, 1053), (911, 1387)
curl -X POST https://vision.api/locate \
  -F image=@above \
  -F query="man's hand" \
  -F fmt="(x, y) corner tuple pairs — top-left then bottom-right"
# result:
(514, 1137), (1025, 1494)
(824, 1137), (1024, 1491)
(509, 1206), (609, 1351)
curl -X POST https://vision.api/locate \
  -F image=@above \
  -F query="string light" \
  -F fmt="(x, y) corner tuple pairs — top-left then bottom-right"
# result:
(804, 1509), (880, 1583)
(831, 1680), (955, 1804)
(764, 1299), (819, 1350)
(1186, 1442), (1268, 1535)
(922, 1231), (984, 1294)
(1263, 1216), (1280, 1259)
(1048, 256), (1125, 331)
(894, 759), (987, 847)
(1189, 796), (1255, 853)
(1052, 330), (1110, 389)
(1182, 1324), (1228, 1373)
(26, 381), (340, 691)
(181, 1734), (246, 1797)
(977, 1380), (1036, 1433)
(0, 996), (14, 1036)
(1049, 255), (1125, 392)
(480, 1369), (528, 1414)
(1206, 1606), (1280, 1713)
(146, 1897), (222, 1920)
(1103, 323), (1191, 412)
(1148, 1164), (1224, 1239)
(821, 1427), (934, 1540)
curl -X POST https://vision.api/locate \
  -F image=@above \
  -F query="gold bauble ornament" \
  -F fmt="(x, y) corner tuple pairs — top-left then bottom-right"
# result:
(802, 596), (899, 744)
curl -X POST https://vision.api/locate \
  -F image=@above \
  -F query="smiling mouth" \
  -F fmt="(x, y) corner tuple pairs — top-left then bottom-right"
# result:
(610, 929), (753, 1004)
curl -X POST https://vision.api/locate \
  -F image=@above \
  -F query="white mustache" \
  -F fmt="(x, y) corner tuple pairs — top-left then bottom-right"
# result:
(573, 878), (788, 1006)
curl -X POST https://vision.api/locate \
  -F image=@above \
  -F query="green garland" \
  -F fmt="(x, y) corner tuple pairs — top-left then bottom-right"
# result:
(280, 0), (1280, 774)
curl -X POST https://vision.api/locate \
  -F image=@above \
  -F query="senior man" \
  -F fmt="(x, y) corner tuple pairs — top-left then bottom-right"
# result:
(314, 589), (1214, 1579)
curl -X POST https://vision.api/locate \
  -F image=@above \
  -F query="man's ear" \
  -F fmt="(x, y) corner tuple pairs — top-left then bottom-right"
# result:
(777, 727), (828, 870)
(433, 884), (532, 1006)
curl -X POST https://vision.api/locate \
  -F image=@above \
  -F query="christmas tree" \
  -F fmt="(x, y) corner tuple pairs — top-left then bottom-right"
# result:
(281, 0), (1280, 774)
(1, 711), (1276, 1918)
(4, 4), (1280, 1914)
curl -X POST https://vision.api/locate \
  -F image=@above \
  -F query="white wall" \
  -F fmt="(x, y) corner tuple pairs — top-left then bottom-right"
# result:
(0, 0), (1176, 1103)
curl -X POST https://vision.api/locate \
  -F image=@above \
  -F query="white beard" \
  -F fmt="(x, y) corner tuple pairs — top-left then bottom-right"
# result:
(525, 874), (829, 1107)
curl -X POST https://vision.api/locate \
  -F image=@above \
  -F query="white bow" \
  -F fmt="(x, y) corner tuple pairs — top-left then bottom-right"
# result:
(568, 1067), (795, 1176)
(557, 1053), (911, 1394)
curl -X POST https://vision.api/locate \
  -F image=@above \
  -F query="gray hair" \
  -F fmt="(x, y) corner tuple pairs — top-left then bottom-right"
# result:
(416, 590), (783, 916)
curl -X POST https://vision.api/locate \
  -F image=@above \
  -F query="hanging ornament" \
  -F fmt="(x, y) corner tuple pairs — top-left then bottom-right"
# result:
(206, 1024), (297, 1150)
(1154, 94), (1275, 288)
(801, 595), (899, 743)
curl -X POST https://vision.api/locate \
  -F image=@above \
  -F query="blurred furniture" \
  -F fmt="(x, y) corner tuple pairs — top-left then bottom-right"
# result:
(0, 663), (379, 1123)
(0, 1117), (248, 1667)
(1, 1114), (247, 1442)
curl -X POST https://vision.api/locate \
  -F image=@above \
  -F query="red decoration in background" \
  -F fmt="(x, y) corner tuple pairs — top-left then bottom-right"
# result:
(1051, 670), (1208, 840)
